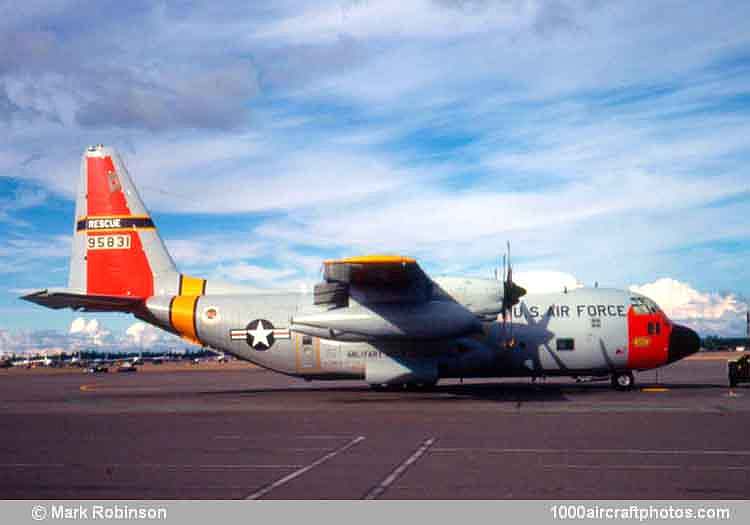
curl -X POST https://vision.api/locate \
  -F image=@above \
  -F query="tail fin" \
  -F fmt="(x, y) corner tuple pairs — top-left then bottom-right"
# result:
(23, 144), (198, 311)
(69, 144), (179, 298)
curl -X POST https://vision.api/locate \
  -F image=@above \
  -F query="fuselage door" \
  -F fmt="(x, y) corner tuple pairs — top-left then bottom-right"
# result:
(296, 334), (319, 372)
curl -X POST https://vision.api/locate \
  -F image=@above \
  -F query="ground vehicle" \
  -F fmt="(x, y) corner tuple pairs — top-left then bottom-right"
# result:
(87, 364), (109, 374)
(728, 354), (749, 387)
(117, 362), (138, 373)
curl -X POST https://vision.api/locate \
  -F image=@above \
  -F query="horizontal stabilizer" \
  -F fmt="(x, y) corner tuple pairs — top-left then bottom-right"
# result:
(21, 289), (142, 312)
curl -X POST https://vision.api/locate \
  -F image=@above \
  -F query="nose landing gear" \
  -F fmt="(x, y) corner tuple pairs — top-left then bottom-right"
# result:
(611, 371), (635, 391)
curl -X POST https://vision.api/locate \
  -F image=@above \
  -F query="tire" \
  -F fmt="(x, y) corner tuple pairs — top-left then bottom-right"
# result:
(728, 363), (739, 388)
(612, 371), (634, 391)
(369, 383), (403, 392)
(401, 381), (439, 391)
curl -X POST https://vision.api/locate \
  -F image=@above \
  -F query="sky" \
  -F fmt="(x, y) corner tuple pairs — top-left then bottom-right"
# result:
(1, 0), (749, 354)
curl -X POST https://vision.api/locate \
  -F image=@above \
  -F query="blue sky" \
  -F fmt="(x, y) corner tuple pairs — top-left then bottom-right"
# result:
(1, 0), (749, 352)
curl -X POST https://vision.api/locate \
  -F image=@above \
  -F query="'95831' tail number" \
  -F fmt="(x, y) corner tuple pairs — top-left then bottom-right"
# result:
(87, 234), (131, 250)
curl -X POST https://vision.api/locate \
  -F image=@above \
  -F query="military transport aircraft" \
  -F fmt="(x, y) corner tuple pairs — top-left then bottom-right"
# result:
(22, 145), (700, 390)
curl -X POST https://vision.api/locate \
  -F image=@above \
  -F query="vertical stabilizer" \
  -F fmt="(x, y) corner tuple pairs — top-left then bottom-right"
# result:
(69, 145), (179, 298)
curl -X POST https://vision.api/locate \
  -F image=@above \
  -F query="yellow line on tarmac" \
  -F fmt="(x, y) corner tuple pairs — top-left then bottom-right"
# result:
(641, 387), (670, 393)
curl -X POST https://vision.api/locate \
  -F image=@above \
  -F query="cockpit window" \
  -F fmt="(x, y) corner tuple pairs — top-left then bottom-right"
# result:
(630, 295), (661, 315)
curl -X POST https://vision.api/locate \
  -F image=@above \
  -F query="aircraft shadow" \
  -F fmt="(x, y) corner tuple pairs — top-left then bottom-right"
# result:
(198, 380), (734, 404)
(199, 382), (572, 403)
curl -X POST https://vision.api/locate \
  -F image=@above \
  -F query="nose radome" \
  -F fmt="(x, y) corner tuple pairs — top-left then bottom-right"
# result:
(667, 323), (700, 364)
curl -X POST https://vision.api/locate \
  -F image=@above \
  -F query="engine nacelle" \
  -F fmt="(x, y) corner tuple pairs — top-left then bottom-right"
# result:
(365, 355), (438, 386)
(291, 300), (480, 341)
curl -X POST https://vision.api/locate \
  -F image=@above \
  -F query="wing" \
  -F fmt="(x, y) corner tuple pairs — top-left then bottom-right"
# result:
(292, 255), (481, 341)
(317, 255), (432, 303)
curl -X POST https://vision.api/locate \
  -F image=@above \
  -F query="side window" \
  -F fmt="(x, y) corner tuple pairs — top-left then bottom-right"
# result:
(648, 322), (655, 335)
(591, 318), (601, 329)
(556, 338), (575, 351)
(655, 322), (661, 335)
(302, 335), (313, 345)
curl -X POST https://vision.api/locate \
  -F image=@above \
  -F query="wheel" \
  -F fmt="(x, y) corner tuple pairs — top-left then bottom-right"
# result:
(369, 383), (402, 391)
(611, 371), (634, 391)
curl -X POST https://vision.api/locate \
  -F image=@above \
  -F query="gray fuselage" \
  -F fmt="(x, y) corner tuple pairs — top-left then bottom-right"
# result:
(143, 284), (637, 385)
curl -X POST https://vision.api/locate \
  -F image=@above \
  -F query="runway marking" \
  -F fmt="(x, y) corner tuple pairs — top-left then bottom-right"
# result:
(244, 435), (365, 500)
(363, 437), (436, 500)
(432, 448), (750, 456)
(641, 387), (670, 392)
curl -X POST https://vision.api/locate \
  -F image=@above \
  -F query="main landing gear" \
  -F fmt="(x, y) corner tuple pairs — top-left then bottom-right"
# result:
(369, 381), (439, 392)
(611, 371), (635, 391)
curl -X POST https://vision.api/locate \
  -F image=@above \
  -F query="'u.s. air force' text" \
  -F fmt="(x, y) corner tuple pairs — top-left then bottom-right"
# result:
(514, 304), (627, 318)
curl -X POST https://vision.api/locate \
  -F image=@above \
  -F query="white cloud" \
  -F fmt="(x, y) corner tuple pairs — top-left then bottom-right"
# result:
(255, 169), (746, 257)
(256, 0), (526, 44)
(214, 263), (297, 283)
(126, 322), (169, 348)
(69, 317), (111, 346)
(0, 235), (71, 259)
(165, 237), (267, 267)
(630, 278), (745, 321)
(630, 278), (748, 335)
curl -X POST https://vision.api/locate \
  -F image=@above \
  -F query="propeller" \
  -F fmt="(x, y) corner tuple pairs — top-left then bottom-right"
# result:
(500, 242), (527, 345)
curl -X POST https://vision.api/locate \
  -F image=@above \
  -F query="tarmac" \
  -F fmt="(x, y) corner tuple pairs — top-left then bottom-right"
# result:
(1, 354), (749, 499)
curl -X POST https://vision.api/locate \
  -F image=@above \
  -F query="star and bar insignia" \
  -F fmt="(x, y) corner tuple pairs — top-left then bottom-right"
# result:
(230, 319), (290, 351)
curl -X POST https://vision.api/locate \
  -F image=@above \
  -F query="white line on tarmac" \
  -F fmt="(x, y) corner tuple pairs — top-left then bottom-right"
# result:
(245, 436), (366, 500)
(363, 437), (436, 500)
(431, 448), (750, 456)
